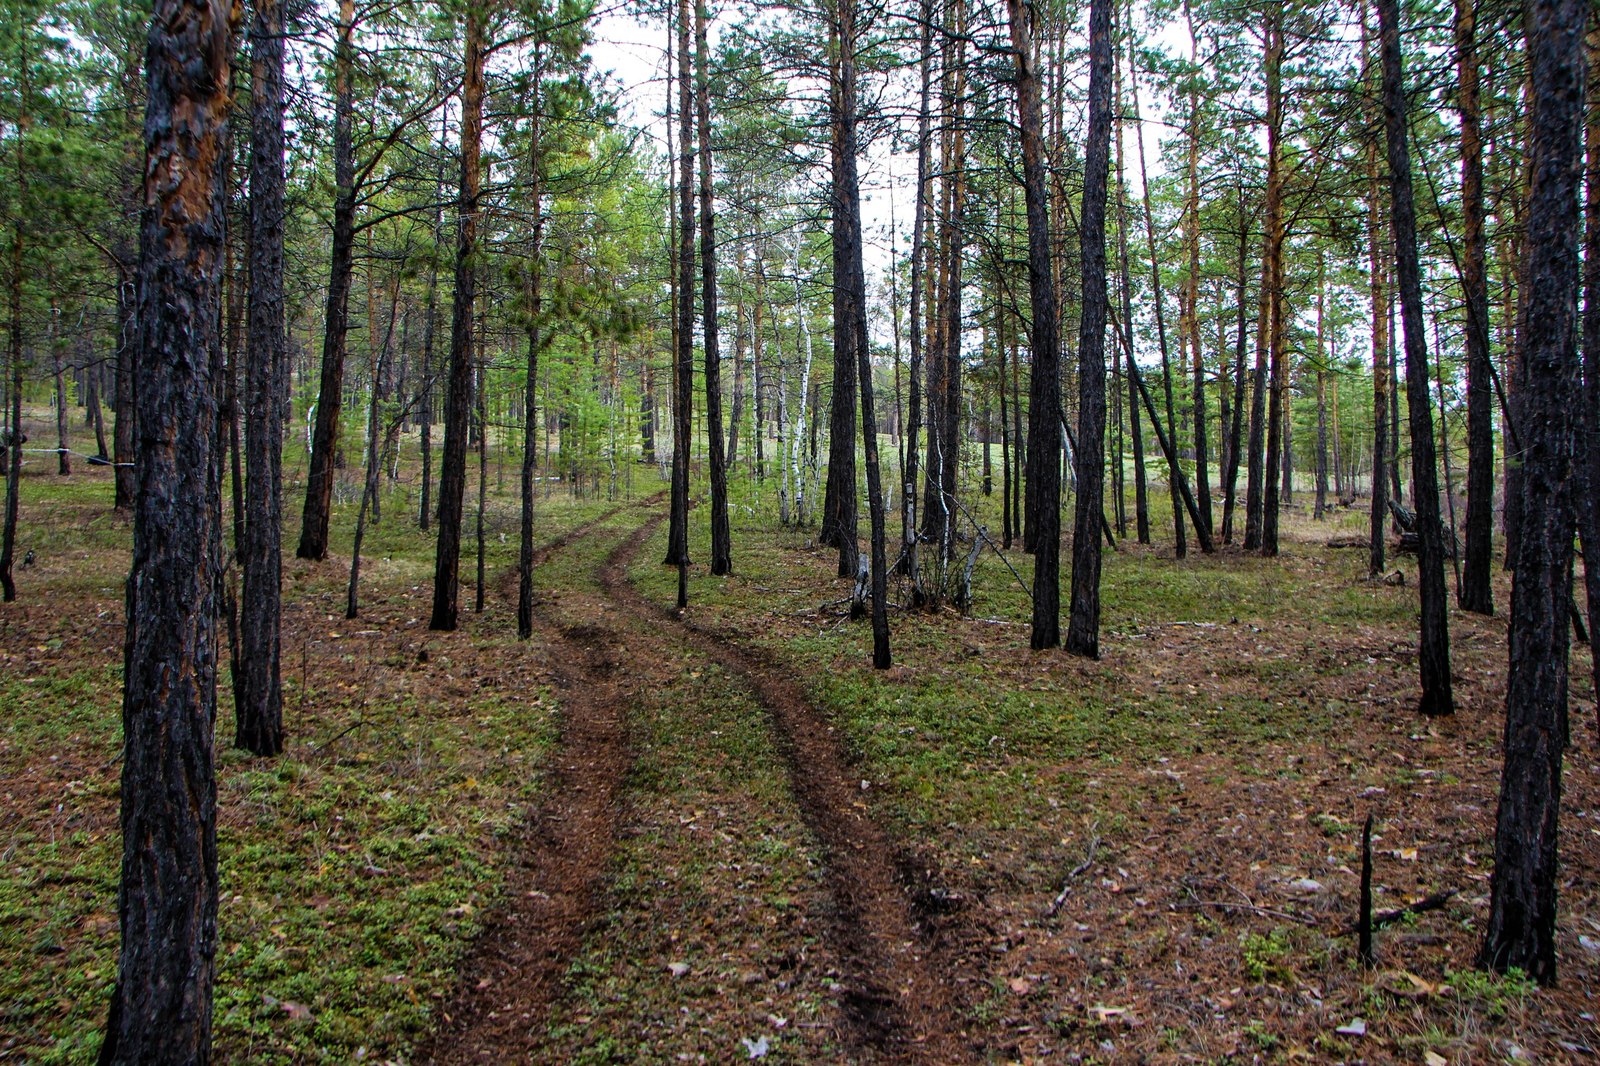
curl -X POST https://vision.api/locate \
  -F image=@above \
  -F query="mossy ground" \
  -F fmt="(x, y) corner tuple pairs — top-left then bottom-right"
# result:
(3, 410), (1598, 1064)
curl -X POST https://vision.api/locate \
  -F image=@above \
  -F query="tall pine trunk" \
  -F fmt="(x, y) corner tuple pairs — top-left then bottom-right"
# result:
(698, 0), (730, 576)
(297, 0), (356, 560)
(237, 0), (287, 755)
(1007, 0), (1062, 649)
(1066, 0), (1112, 658)
(98, 2), (230, 1055)
(1379, 0), (1454, 717)
(1480, 0), (1584, 982)
(1457, 0), (1495, 614)
(429, 5), (485, 631)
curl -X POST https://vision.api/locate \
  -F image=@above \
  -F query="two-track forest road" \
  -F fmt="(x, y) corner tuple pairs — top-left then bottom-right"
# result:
(420, 506), (975, 1064)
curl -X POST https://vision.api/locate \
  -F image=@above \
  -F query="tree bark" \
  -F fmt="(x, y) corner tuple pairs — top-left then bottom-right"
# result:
(98, 2), (230, 1057)
(1379, 0), (1454, 717)
(666, 0), (694, 576)
(1128, 16), (1187, 557)
(297, 0), (356, 561)
(1368, 127), (1390, 578)
(1457, 0), (1495, 614)
(236, 0), (287, 756)
(1259, 7), (1286, 556)
(1581, 17), (1600, 722)
(430, 4), (486, 631)
(1066, 0), (1112, 658)
(1008, 0), (1063, 649)
(698, 0), (730, 576)
(1479, 0), (1584, 983)
(1220, 191), (1250, 544)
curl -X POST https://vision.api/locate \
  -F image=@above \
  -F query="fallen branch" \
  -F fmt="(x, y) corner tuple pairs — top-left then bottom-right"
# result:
(1342, 889), (1459, 936)
(1172, 899), (1321, 927)
(1046, 836), (1099, 917)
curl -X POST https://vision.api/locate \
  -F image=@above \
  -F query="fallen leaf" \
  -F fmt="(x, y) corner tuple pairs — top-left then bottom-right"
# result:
(1425, 1051), (1448, 1066)
(1009, 977), (1031, 995)
(1335, 1018), (1366, 1037)
(741, 1035), (769, 1059)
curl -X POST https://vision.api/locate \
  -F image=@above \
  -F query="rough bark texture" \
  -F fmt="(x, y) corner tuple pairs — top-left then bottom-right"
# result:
(518, 121), (546, 640)
(1259, 9), (1286, 556)
(698, 0), (730, 577)
(1066, 0), (1112, 658)
(236, 0), (286, 756)
(1379, 0), (1454, 717)
(98, 2), (230, 1058)
(665, 0), (693, 572)
(430, 6), (485, 631)
(297, 0), (355, 561)
(1480, 0), (1584, 983)
(1368, 132), (1390, 579)
(1457, 0), (1495, 615)
(833, 0), (888, 666)
(819, 12), (859, 572)
(1583, 20), (1600, 719)
(1008, 0), (1061, 649)
(1220, 196), (1250, 544)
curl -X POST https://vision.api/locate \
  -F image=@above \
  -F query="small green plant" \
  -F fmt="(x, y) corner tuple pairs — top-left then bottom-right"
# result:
(1241, 928), (1293, 983)
(1447, 966), (1536, 1022)
(1244, 1019), (1280, 1051)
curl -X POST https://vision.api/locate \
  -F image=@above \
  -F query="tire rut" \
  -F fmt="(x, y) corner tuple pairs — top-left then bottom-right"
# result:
(416, 508), (663, 1065)
(598, 526), (975, 1065)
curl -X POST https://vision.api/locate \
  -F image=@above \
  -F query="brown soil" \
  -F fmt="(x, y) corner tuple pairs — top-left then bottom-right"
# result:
(415, 513), (661, 1064)
(606, 558), (976, 1063)
(419, 505), (978, 1063)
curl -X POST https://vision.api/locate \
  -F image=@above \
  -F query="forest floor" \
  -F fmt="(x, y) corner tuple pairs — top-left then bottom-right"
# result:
(2, 420), (1599, 1064)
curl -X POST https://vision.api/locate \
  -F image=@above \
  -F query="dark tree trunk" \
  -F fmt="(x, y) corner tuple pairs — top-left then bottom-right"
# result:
(1115, 127), (1150, 547)
(819, 14), (859, 573)
(1000, 334), (1013, 547)
(97, 3), (230, 1057)
(1259, 8), (1286, 556)
(901, 7), (931, 585)
(2, 68), (26, 601)
(86, 338), (110, 462)
(517, 74), (547, 640)
(924, 8), (966, 568)
(1458, 0), (1495, 615)
(1221, 194), (1250, 544)
(113, 265), (137, 509)
(1479, 0), (1584, 983)
(1582, 19), (1600, 718)
(1379, 0), (1454, 717)
(1128, 23), (1187, 558)
(1008, 0), (1063, 649)
(727, 293), (743, 467)
(223, 221), (245, 560)
(834, 0), (888, 666)
(1184, 60), (1212, 537)
(1369, 130), (1390, 578)
(51, 305), (70, 475)
(236, 0), (287, 756)
(666, 0), (693, 576)
(296, 0), (356, 561)
(1242, 240), (1269, 551)
(418, 116), (445, 531)
(429, 6), (485, 632)
(346, 288), (396, 621)
(1066, 0), (1112, 658)
(698, 0), (730, 577)
(640, 357), (656, 464)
